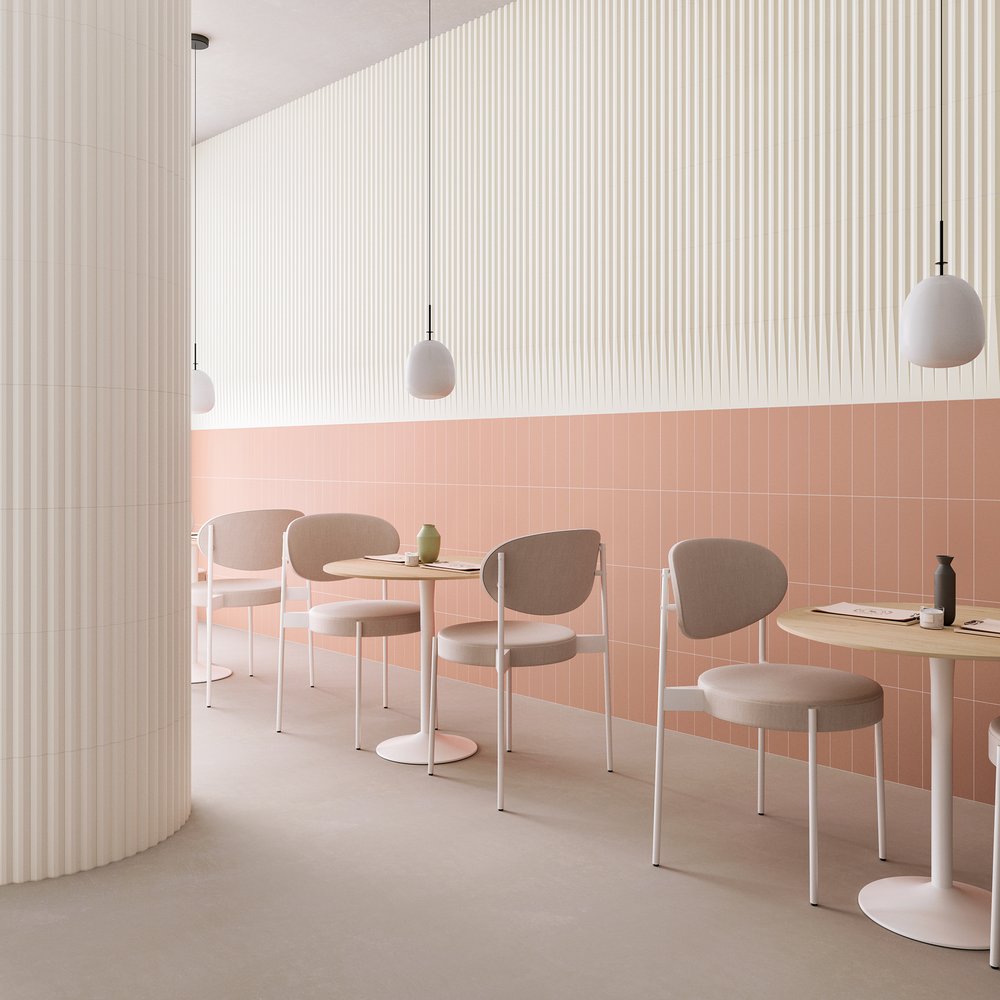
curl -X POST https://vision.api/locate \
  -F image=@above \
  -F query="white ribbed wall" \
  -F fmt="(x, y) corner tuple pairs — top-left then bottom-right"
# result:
(195, 0), (999, 430)
(0, 1), (191, 882)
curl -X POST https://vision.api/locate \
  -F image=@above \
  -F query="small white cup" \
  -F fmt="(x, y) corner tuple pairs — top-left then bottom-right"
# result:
(404, 552), (419, 567)
(919, 606), (944, 630)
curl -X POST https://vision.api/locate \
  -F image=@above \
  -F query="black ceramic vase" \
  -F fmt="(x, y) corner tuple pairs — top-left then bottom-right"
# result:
(934, 555), (956, 627)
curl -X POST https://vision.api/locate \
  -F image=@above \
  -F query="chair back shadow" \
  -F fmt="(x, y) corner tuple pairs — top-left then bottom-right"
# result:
(481, 528), (601, 615)
(198, 508), (303, 570)
(286, 513), (401, 582)
(668, 537), (787, 640)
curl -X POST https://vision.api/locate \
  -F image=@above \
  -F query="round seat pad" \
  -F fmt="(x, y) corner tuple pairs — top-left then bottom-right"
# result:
(437, 620), (577, 668)
(698, 662), (883, 732)
(309, 600), (420, 638)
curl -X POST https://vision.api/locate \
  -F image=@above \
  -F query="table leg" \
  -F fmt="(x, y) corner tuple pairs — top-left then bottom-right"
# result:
(375, 579), (478, 765)
(858, 657), (990, 948)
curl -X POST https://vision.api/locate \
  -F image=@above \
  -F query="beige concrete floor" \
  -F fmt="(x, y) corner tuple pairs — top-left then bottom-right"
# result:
(0, 626), (998, 999)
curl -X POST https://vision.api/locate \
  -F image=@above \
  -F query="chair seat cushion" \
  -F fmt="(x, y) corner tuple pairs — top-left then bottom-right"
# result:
(309, 600), (420, 638)
(437, 620), (577, 668)
(989, 716), (1000, 767)
(192, 578), (282, 608)
(698, 663), (883, 732)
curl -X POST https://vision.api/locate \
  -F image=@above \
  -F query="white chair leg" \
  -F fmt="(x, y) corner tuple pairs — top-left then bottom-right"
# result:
(308, 632), (315, 688)
(275, 621), (287, 732)
(355, 622), (363, 750)
(247, 607), (254, 676)
(875, 720), (887, 861)
(991, 760), (1000, 969)
(205, 601), (214, 708)
(757, 728), (766, 815)
(505, 670), (512, 752)
(382, 637), (389, 708)
(497, 654), (508, 811)
(427, 638), (439, 775)
(603, 646), (614, 772)
(808, 708), (819, 906)
(652, 703), (665, 867)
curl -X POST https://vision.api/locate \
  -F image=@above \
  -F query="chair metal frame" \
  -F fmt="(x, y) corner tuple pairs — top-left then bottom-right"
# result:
(652, 566), (886, 905)
(428, 539), (613, 811)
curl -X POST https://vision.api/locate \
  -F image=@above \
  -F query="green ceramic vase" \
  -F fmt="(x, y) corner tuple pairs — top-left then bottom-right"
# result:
(416, 523), (441, 563)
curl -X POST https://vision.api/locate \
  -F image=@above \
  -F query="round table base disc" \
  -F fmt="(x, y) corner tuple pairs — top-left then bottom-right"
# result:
(858, 876), (991, 949)
(376, 731), (478, 765)
(190, 663), (234, 684)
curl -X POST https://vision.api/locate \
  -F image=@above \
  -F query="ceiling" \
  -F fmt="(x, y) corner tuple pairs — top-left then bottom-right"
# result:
(191, 0), (513, 142)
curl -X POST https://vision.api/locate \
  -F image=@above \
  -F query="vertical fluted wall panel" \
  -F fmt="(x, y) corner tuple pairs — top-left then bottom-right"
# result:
(193, 0), (999, 430)
(0, 0), (191, 883)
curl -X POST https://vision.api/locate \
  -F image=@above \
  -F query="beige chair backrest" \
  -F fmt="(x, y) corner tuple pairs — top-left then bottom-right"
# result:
(198, 509), (303, 571)
(481, 529), (600, 616)
(285, 513), (401, 582)
(668, 538), (787, 640)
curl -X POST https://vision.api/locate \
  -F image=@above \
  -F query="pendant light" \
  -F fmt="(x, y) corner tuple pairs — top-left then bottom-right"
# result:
(899, 0), (984, 369)
(190, 32), (216, 414)
(405, 0), (456, 399)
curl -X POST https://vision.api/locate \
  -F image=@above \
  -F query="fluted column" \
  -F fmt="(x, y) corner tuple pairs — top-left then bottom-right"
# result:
(0, 0), (191, 883)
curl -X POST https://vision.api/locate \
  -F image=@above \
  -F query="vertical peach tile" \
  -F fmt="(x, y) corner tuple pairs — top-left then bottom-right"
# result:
(973, 501), (1000, 604)
(874, 403), (899, 498)
(897, 402), (923, 498)
(730, 409), (749, 493)
(896, 688), (924, 789)
(947, 499), (974, 601)
(830, 404), (853, 496)
(711, 409), (731, 492)
(768, 408), (789, 495)
(675, 411), (695, 491)
(787, 406), (810, 495)
(829, 497), (852, 588)
(851, 497), (876, 592)
(748, 408), (769, 494)
(922, 401), (948, 499)
(947, 400), (974, 500)
(807, 406), (831, 495)
(852, 404), (875, 497)
(873, 498), (899, 594)
(807, 495), (831, 585)
(786, 495), (810, 584)
(660, 412), (678, 491)
(974, 399), (1000, 500)
(898, 499), (924, 596)
(693, 411), (713, 492)
(768, 494), (790, 567)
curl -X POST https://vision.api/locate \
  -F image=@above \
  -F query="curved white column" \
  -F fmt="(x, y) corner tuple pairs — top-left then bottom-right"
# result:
(0, 1), (192, 883)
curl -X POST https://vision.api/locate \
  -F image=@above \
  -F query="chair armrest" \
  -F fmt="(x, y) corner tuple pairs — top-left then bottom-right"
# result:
(576, 634), (608, 654)
(282, 611), (310, 629)
(662, 686), (707, 712)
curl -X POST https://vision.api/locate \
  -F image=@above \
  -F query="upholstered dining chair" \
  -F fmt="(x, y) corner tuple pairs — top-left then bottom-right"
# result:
(989, 718), (1000, 968)
(427, 529), (613, 811)
(276, 513), (420, 749)
(652, 538), (887, 906)
(193, 508), (303, 707)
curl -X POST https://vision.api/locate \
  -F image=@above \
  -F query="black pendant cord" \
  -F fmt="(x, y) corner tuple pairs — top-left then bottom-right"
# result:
(426, 0), (433, 341)
(936, 0), (947, 277)
(193, 42), (199, 369)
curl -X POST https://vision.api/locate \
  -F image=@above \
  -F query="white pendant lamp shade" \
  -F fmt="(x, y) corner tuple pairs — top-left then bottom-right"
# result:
(900, 0), (984, 370)
(191, 367), (216, 413)
(900, 274), (985, 368)
(405, 338), (455, 399)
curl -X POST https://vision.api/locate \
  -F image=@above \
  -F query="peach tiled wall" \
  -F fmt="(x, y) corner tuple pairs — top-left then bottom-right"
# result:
(192, 399), (1000, 804)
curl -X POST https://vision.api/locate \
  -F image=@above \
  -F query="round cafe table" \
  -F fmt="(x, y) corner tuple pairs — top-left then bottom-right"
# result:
(323, 557), (480, 765)
(777, 602), (1000, 950)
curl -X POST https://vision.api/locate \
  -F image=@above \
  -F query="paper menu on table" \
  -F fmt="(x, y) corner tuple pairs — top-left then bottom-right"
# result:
(813, 603), (919, 624)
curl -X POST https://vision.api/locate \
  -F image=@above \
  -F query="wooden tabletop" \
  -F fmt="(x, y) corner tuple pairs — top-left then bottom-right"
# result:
(777, 603), (1000, 661)
(323, 557), (481, 582)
